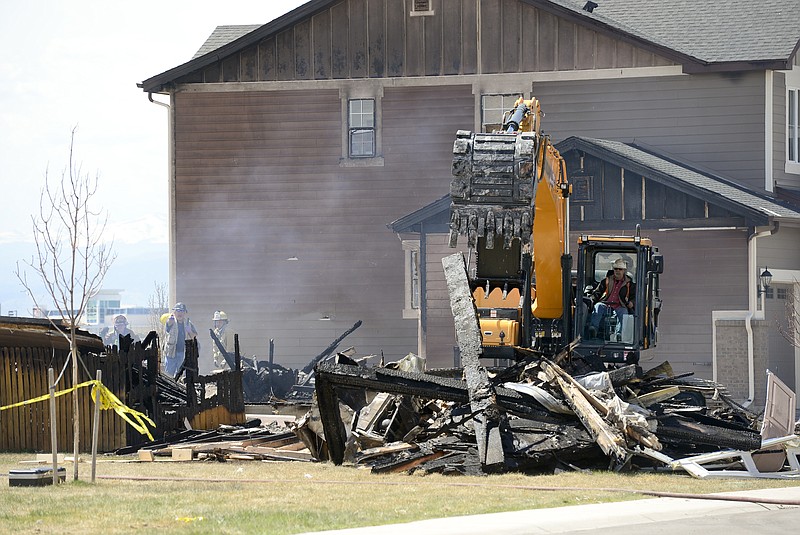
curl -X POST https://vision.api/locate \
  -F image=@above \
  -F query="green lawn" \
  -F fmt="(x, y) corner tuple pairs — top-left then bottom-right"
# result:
(1, 453), (799, 534)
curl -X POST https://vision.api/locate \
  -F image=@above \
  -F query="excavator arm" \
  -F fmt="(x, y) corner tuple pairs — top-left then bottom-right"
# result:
(448, 97), (570, 321)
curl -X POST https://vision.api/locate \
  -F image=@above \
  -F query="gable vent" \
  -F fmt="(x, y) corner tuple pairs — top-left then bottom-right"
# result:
(411, 0), (434, 16)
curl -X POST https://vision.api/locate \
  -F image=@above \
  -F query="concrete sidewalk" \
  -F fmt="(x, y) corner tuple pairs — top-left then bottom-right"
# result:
(299, 486), (800, 535)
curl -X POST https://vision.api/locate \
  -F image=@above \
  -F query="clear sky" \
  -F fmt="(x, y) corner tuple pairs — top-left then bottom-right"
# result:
(0, 0), (307, 312)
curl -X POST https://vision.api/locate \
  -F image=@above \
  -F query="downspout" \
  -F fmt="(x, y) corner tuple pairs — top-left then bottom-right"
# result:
(765, 70), (774, 193)
(419, 224), (427, 360)
(743, 221), (779, 406)
(147, 92), (175, 305)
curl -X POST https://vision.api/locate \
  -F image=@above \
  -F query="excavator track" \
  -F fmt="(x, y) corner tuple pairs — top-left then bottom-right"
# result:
(449, 130), (538, 249)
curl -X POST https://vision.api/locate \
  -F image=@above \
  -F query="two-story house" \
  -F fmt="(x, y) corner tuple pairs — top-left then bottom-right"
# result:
(139, 0), (800, 406)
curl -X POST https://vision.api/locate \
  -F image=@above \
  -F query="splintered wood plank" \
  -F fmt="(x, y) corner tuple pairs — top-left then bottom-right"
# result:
(243, 446), (312, 461)
(540, 360), (628, 463)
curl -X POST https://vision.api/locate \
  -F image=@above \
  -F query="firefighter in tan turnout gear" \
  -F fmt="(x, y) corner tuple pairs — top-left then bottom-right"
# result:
(211, 310), (235, 370)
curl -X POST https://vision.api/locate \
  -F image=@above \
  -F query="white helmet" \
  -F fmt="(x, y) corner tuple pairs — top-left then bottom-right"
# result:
(212, 310), (228, 321)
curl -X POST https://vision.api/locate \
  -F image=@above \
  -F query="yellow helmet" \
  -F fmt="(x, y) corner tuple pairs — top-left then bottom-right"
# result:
(212, 310), (228, 321)
(159, 312), (170, 325)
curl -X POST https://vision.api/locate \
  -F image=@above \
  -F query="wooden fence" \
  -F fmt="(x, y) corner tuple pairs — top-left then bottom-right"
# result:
(0, 321), (245, 453)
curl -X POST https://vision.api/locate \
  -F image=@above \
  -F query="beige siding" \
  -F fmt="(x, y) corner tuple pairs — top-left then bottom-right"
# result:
(172, 85), (470, 370)
(535, 72), (769, 191)
(759, 226), (800, 270)
(774, 71), (800, 190)
(642, 228), (749, 379)
(423, 233), (463, 368)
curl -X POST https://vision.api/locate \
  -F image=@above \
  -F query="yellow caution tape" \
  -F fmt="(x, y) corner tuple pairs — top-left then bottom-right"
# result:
(0, 379), (155, 441)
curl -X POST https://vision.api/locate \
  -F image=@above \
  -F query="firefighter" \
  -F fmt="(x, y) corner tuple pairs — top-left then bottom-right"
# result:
(211, 310), (235, 370)
(163, 302), (198, 377)
(103, 314), (140, 347)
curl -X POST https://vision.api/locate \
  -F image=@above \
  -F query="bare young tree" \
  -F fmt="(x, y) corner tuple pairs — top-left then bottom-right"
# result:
(148, 281), (169, 338)
(778, 286), (799, 349)
(15, 127), (115, 481)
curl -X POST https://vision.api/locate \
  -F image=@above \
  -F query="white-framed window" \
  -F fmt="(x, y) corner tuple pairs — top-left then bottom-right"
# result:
(348, 99), (375, 158)
(481, 94), (522, 132)
(402, 240), (420, 319)
(789, 87), (799, 165)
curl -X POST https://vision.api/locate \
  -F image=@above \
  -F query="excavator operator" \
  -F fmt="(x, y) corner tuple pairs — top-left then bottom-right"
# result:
(587, 258), (635, 339)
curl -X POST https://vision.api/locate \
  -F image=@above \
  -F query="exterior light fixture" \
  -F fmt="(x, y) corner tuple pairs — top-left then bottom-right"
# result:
(757, 266), (772, 296)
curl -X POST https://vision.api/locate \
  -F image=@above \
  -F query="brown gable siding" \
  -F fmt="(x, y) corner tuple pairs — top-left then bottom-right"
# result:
(174, 0), (675, 87)
(565, 153), (738, 228)
(534, 72), (767, 191)
(171, 84), (469, 369)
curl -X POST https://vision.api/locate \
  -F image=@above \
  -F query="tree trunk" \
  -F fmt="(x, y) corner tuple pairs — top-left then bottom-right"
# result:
(71, 341), (80, 481)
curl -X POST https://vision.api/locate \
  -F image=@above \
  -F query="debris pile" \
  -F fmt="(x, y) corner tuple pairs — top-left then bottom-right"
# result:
(122, 421), (312, 462)
(292, 350), (800, 478)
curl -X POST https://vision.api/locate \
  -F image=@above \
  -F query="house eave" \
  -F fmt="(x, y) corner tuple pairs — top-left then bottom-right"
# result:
(138, 0), (333, 93)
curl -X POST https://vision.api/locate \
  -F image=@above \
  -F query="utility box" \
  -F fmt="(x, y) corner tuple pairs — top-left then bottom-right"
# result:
(8, 467), (66, 487)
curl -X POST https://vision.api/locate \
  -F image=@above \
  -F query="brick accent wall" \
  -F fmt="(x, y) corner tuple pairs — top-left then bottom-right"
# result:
(715, 319), (769, 410)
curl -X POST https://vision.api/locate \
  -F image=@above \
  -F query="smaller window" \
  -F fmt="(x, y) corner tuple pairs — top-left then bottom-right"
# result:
(409, 249), (420, 310)
(777, 287), (788, 300)
(410, 0), (434, 16)
(481, 94), (522, 132)
(348, 99), (375, 158)
(789, 88), (798, 164)
(765, 287), (775, 299)
(402, 240), (420, 319)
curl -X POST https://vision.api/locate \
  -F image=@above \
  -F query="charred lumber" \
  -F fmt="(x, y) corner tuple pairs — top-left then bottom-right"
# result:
(313, 361), (569, 462)
(209, 328), (236, 370)
(443, 252), (507, 472)
(504, 418), (604, 472)
(540, 360), (629, 464)
(301, 320), (363, 376)
(370, 449), (450, 474)
(655, 414), (762, 452)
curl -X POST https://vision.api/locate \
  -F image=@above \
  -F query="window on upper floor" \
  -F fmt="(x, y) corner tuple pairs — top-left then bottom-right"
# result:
(789, 88), (799, 165)
(348, 99), (375, 158)
(481, 94), (522, 133)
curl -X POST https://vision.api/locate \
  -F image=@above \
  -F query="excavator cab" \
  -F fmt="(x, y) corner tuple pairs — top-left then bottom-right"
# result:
(573, 233), (663, 364)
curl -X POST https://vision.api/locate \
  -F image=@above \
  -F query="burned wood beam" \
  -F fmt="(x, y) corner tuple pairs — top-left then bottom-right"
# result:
(442, 253), (507, 472)
(302, 320), (362, 376)
(209, 328), (236, 370)
(316, 363), (561, 421)
(314, 367), (349, 465)
(317, 363), (468, 403)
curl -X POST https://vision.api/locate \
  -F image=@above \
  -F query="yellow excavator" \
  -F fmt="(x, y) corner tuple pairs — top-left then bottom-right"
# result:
(449, 97), (663, 366)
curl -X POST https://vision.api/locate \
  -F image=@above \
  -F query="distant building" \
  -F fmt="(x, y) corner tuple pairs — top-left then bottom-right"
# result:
(85, 289), (123, 326)
(83, 290), (165, 341)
